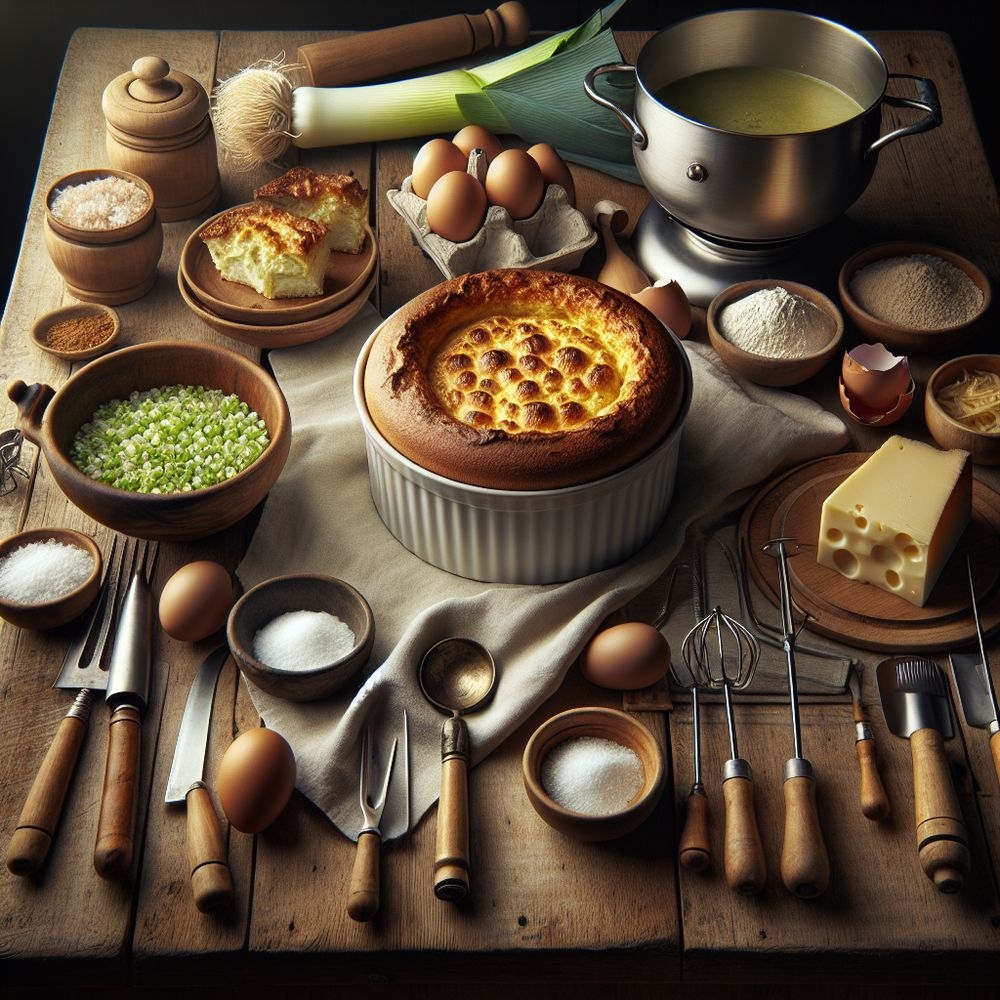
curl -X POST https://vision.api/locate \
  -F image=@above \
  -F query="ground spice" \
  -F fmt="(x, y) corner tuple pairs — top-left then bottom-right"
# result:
(849, 253), (983, 330)
(46, 312), (115, 353)
(50, 175), (149, 230)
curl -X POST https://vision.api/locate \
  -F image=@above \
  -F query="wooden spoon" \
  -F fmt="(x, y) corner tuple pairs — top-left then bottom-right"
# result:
(594, 200), (650, 295)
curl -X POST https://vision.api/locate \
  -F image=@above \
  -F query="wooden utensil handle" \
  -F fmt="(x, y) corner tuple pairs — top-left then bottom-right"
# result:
(94, 704), (141, 879)
(296, 3), (530, 88)
(6, 706), (89, 876)
(677, 786), (710, 872)
(435, 750), (470, 901)
(723, 771), (767, 895)
(910, 727), (969, 892)
(855, 737), (891, 821)
(990, 731), (1000, 789)
(186, 783), (234, 913)
(347, 830), (382, 922)
(780, 769), (830, 899)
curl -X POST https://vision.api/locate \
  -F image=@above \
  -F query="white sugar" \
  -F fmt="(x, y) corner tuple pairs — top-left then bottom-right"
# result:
(0, 539), (94, 605)
(540, 736), (644, 816)
(252, 609), (356, 671)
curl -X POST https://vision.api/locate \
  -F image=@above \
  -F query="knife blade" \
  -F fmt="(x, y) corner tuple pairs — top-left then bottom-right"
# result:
(94, 547), (154, 879)
(165, 645), (234, 912)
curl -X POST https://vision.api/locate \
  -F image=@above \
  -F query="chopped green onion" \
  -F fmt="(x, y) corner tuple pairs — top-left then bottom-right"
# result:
(70, 384), (270, 494)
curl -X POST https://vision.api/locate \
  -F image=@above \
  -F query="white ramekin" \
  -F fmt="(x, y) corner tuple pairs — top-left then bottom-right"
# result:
(353, 322), (692, 584)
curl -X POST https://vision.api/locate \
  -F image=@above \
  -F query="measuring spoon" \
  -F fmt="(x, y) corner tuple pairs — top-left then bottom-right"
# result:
(418, 637), (497, 901)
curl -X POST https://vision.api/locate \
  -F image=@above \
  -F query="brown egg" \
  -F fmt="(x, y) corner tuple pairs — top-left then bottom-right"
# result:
(453, 125), (505, 164)
(217, 728), (296, 834)
(633, 280), (693, 338)
(579, 622), (671, 691)
(426, 170), (489, 243)
(526, 142), (576, 207)
(841, 343), (912, 412)
(411, 138), (468, 199)
(485, 148), (545, 220)
(158, 560), (234, 642)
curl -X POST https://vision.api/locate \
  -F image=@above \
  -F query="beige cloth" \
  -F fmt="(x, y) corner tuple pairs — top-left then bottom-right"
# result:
(236, 301), (850, 842)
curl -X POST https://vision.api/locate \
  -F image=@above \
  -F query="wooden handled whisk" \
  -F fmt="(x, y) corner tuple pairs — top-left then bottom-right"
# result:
(682, 605), (768, 895)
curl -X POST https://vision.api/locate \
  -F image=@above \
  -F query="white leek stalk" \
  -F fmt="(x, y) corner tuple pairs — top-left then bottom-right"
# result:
(212, 26), (579, 170)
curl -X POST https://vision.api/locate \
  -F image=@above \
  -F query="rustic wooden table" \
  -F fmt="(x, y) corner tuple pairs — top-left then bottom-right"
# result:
(1, 27), (999, 999)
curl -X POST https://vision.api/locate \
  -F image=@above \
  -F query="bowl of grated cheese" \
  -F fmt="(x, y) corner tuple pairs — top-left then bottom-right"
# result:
(926, 354), (1000, 464)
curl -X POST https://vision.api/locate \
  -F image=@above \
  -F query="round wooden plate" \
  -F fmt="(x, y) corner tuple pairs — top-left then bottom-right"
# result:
(739, 451), (1000, 652)
(177, 263), (377, 349)
(180, 211), (377, 325)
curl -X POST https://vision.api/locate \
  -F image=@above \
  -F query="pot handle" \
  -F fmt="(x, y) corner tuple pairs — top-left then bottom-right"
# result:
(7, 380), (55, 446)
(584, 63), (647, 150)
(865, 74), (942, 159)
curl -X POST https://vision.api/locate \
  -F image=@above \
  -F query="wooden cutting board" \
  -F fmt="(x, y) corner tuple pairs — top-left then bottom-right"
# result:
(739, 452), (1000, 652)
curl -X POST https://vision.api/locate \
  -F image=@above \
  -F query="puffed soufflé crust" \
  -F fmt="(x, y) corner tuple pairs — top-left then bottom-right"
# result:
(364, 269), (685, 490)
(254, 166), (367, 211)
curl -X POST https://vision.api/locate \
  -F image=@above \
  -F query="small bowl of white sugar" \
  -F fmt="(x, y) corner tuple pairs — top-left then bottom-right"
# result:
(522, 706), (665, 842)
(226, 574), (374, 702)
(0, 527), (102, 630)
(707, 278), (844, 388)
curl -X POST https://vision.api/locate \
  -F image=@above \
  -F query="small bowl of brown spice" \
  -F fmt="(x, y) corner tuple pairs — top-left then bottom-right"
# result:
(31, 303), (121, 361)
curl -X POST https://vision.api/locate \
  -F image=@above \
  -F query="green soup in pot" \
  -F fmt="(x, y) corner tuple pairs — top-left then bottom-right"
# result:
(654, 66), (865, 135)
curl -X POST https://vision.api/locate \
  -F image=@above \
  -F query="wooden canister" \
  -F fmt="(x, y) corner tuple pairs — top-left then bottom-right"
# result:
(102, 56), (221, 222)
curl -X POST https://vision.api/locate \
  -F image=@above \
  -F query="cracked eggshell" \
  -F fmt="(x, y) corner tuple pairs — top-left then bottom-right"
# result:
(839, 375), (914, 426)
(841, 343), (912, 413)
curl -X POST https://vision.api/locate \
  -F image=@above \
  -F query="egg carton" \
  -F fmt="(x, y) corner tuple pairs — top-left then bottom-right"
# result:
(386, 177), (597, 280)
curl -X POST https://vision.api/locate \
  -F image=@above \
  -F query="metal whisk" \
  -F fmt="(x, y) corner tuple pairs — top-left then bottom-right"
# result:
(682, 605), (768, 895)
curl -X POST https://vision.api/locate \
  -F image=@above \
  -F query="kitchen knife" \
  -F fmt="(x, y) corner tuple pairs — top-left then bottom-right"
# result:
(165, 645), (234, 913)
(948, 557), (1000, 784)
(876, 655), (969, 893)
(93, 552), (154, 879)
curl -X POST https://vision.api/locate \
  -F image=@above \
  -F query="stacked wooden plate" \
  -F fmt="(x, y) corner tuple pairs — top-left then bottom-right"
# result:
(178, 206), (378, 348)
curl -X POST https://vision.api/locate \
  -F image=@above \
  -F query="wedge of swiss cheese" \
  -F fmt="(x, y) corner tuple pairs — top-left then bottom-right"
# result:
(816, 435), (971, 606)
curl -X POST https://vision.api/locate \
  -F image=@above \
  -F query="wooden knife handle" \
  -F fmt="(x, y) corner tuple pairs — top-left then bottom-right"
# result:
(722, 770), (766, 895)
(94, 704), (141, 879)
(677, 786), (711, 872)
(296, 3), (531, 88)
(435, 737), (470, 901)
(855, 735), (891, 821)
(990, 731), (1000, 789)
(910, 727), (970, 893)
(347, 829), (382, 922)
(186, 783), (234, 913)
(6, 700), (90, 876)
(780, 769), (830, 899)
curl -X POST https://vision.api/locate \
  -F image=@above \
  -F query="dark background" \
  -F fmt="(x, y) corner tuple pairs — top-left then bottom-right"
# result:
(2, 0), (996, 310)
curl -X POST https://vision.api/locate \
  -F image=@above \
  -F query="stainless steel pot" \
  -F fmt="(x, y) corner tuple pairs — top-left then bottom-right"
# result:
(584, 9), (941, 243)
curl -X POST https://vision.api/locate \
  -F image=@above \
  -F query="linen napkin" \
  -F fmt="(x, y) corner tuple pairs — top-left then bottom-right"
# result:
(236, 301), (850, 842)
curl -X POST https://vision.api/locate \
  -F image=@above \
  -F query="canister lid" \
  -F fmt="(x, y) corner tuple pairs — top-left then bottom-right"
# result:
(102, 56), (210, 139)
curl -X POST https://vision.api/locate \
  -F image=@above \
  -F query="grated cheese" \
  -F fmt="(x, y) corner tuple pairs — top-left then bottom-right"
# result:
(936, 368), (1000, 433)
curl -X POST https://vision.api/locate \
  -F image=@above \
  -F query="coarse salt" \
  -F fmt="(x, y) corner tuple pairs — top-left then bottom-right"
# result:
(50, 176), (150, 230)
(0, 539), (94, 605)
(252, 609), (356, 671)
(540, 735), (644, 816)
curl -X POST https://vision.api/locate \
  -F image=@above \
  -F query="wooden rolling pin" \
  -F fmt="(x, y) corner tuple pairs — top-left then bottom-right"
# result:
(296, 4), (531, 88)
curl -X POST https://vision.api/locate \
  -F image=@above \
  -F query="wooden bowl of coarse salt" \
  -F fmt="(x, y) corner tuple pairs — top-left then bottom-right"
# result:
(838, 241), (991, 353)
(0, 528), (102, 630)
(522, 706), (665, 841)
(227, 574), (375, 702)
(707, 279), (844, 387)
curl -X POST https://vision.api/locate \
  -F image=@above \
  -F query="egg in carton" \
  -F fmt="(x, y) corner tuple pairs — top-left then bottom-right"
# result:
(387, 167), (596, 280)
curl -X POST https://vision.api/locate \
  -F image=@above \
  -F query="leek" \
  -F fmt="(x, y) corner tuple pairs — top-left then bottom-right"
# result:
(212, 1), (631, 172)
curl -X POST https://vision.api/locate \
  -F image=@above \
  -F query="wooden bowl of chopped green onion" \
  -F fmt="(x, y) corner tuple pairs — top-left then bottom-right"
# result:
(522, 706), (665, 842)
(227, 574), (375, 702)
(6, 341), (291, 541)
(0, 527), (102, 630)
(926, 354), (1000, 465)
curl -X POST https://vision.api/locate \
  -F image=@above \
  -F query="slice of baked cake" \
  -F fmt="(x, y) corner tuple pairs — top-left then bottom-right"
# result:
(200, 203), (330, 299)
(254, 166), (368, 254)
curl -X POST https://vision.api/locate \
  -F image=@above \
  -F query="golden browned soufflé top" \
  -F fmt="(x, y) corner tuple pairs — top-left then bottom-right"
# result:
(364, 269), (686, 490)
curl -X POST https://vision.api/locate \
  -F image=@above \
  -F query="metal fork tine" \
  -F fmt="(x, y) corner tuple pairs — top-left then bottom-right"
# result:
(358, 727), (371, 808)
(372, 739), (398, 811)
(83, 535), (136, 674)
